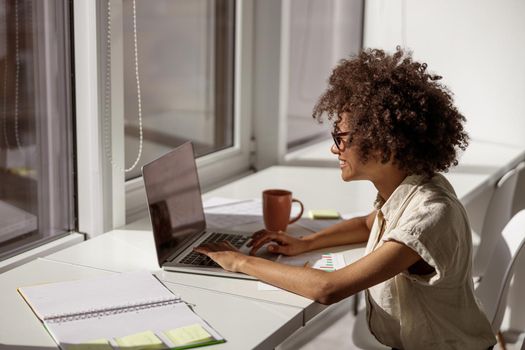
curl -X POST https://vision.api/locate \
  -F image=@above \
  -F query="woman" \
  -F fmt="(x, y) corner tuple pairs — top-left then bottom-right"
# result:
(195, 48), (496, 349)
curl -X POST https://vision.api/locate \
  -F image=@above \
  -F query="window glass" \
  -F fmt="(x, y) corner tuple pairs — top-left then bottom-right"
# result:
(121, 0), (235, 180)
(0, 0), (75, 259)
(286, 0), (363, 150)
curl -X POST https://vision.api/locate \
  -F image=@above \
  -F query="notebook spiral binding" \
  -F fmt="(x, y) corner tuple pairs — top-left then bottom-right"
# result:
(45, 296), (181, 324)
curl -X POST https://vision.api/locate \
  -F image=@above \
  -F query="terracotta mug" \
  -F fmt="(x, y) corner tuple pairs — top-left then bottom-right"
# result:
(262, 189), (304, 232)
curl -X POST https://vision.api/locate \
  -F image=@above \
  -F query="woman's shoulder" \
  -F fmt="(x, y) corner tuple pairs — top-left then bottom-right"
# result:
(402, 173), (467, 229)
(415, 173), (461, 207)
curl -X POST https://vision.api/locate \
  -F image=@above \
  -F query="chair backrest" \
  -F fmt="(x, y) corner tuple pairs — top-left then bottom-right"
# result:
(475, 209), (525, 332)
(512, 161), (525, 216)
(472, 167), (519, 277)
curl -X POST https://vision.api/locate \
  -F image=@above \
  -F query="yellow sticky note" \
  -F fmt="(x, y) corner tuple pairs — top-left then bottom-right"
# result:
(115, 330), (166, 350)
(66, 339), (112, 350)
(165, 324), (213, 347)
(308, 209), (341, 220)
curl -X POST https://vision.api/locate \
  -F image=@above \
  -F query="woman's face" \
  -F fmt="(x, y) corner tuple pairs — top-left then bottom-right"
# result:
(331, 113), (379, 182)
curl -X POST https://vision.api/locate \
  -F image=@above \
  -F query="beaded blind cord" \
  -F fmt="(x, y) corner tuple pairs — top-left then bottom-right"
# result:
(14, 0), (21, 149)
(2, 0), (22, 150)
(104, 0), (143, 172)
(2, 50), (8, 149)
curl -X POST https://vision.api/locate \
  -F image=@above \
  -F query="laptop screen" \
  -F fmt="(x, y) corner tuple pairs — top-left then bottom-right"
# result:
(142, 142), (206, 265)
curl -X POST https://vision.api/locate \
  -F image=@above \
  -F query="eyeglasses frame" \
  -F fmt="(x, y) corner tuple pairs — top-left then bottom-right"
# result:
(331, 131), (352, 151)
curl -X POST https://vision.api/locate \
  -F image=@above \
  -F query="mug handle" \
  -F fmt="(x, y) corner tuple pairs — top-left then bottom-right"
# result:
(288, 198), (304, 225)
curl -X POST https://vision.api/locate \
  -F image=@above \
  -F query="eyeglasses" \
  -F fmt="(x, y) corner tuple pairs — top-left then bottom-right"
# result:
(331, 131), (352, 151)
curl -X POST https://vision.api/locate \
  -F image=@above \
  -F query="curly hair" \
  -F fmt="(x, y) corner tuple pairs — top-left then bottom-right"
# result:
(312, 47), (468, 177)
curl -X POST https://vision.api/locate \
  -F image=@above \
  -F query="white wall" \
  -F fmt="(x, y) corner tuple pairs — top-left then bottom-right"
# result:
(364, 0), (525, 148)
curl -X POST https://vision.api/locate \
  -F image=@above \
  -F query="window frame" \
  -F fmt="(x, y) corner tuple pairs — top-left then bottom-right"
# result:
(74, 0), (107, 236)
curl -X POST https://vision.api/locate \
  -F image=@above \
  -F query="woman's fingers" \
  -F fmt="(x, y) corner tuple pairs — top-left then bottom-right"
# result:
(249, 233), (289, 256)
(194, 241), (238, 255)
(248, 229), (286, 247)
(247, 229), (268, 247)
(193, 245), (211, 255)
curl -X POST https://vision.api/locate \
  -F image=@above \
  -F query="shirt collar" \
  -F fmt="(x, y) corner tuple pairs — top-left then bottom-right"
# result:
(373, 174), (426, 221)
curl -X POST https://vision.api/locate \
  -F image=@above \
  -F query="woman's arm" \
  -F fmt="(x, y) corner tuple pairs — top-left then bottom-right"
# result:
(194, 239), (421, 305)
(301, 210), (376, 250)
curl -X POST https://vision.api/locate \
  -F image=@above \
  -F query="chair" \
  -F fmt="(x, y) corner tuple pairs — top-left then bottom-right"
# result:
(472, 167), (519, 278)
(475, 209), (525, 349)
(504, 161), (525, 340)
(512, 162), (525, 216)
(351, 210), (525, 349)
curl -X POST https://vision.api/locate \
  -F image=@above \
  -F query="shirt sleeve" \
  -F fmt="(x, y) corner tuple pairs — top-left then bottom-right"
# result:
(381, 197), (467, 286)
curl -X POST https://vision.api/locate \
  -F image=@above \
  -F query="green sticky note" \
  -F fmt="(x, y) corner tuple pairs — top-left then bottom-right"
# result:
(65, 339), (112, 350)
(165, 324), (213, 347)
(115, 330), (166, 350)
(308, 209), (341, 220)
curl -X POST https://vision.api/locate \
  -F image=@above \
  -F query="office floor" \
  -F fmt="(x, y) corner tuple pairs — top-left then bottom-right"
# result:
(278, 296), (362, 350)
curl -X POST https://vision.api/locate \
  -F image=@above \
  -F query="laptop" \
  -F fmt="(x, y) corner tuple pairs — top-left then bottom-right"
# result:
(142, 142), (277, 280)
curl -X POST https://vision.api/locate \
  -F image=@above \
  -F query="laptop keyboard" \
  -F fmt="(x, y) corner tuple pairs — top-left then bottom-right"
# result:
(179, 232), (249, 267)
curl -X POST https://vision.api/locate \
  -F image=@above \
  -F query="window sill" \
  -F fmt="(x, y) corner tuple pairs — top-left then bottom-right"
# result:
(0, 233), (85, 274)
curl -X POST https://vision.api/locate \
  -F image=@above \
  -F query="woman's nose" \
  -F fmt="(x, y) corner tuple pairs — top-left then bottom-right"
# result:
(330, 143), (339, 155)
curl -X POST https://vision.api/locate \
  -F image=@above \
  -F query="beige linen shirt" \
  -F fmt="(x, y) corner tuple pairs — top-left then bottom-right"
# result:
(364, 174), (496, 350)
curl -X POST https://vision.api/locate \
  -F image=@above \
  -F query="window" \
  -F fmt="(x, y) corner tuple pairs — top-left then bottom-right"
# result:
(119, 0), (235, 180)
(286, 0), (363, 150)
(100, 0), (251, 223)
(250, 0), (363, 169)
(0, 0), (75, 260)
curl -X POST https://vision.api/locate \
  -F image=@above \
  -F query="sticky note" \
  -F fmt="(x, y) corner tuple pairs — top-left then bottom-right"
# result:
(66, 339), (112, 350)
(165, 323), (213, 347)
(115, 330), (166, 350)
(308, 209), (341, 220)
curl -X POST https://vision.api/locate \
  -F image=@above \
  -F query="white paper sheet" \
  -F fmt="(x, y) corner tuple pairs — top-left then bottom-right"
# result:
(18, 272), (178, 320)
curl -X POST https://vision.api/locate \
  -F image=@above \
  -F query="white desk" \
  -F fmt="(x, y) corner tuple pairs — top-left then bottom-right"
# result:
(0, 258), (303, 350)
(44, 164), (494, 323)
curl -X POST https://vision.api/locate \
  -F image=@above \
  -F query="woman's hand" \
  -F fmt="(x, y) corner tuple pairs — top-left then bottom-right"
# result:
(248, 230), (311, 256)
(193, 241), (247, 272)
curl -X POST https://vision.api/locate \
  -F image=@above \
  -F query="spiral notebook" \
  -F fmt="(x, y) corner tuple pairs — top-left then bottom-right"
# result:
(18, 271), (225, 350)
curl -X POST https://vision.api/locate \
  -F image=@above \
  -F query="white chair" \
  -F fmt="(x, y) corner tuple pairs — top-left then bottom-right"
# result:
(472, 167), (519, 278)
(351, 210), (525, 349)
(512, 161), (525, 216)
(503, 161), (525, 339)
(475, 209), (525, 349)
